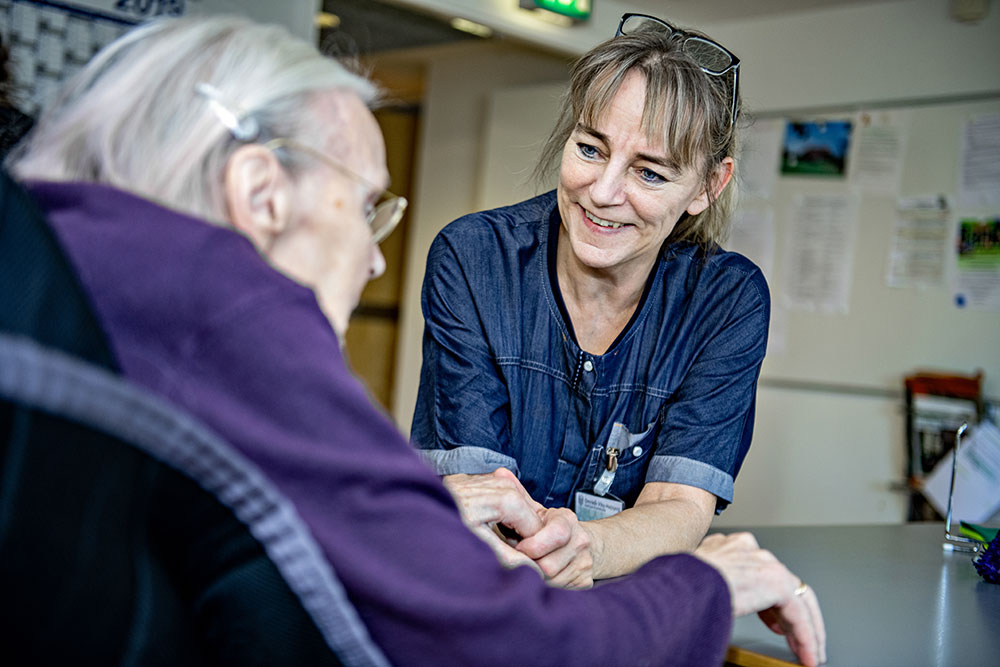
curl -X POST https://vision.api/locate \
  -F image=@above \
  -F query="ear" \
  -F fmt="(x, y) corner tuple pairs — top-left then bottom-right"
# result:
(686, 156), (735, 217)
(224, 144), (294, 249)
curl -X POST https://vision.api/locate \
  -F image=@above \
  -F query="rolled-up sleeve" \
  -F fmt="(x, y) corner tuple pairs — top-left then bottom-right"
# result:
(649, 262), (770, 511)
(411, 231), (515, 473)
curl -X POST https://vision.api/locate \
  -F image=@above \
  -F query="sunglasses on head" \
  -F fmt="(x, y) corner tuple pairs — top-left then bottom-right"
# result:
(615, 13), (740, 127)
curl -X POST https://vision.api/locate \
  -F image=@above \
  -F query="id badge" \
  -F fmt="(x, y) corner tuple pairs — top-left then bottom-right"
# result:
(574, 491), (625, 521)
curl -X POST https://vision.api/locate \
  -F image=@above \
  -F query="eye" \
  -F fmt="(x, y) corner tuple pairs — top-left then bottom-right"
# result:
(576, 142), (601, 160)
(637, 166), (667, 185)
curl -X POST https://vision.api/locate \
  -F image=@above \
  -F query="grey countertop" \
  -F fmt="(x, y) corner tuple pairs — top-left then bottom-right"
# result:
(722, 523), (1000, 667)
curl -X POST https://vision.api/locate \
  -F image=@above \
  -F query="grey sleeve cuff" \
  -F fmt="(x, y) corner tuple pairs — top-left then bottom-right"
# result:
(645, 455), (734, 511)
(417, 446), (521, 477)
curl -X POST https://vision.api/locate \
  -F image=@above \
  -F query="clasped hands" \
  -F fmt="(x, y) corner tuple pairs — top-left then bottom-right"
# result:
(442, 468), (596, 589)
(443, 468), (826, 667)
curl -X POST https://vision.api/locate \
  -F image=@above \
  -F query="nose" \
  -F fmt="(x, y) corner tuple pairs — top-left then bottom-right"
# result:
(369, 244), (386, 280)
(589, 163), (627, 207)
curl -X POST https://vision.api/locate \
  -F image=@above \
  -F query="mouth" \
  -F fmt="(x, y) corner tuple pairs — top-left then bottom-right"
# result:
(584, 208), (626, 230)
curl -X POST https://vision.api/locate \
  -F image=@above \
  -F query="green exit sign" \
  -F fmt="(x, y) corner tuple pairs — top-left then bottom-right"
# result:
(523, 0), (592, 21)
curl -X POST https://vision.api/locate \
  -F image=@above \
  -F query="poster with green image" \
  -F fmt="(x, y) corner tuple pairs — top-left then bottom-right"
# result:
(957, 218), (1000, 269)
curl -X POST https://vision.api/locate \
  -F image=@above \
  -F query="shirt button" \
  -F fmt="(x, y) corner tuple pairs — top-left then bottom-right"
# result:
(583, 360), (594, 372)
(632, 446), (643, 457)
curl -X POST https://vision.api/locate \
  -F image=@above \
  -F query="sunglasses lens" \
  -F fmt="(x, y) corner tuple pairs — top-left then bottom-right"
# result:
(683, 37), (732, 74)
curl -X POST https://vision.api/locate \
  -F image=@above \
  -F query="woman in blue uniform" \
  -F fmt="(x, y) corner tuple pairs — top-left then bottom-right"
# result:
(412, 13), (767, 589)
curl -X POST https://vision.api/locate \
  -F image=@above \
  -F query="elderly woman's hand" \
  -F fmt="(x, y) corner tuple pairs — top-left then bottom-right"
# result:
(443, 469), (596, 587)
(694, 532), (826, 666)
(442, 468), (546, 572)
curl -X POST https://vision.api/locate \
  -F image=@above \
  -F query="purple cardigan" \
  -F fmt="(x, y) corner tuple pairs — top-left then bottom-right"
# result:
(29, 180), (733, 667)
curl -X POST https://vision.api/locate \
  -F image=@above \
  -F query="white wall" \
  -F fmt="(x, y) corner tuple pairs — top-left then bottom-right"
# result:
(391, 0), (1000, 525)
(709, 0), (1000, 114)
(715, 389), (907, 527)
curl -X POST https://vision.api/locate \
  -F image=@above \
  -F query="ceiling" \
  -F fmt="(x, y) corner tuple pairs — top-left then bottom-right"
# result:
(603, 0), (902, 25)
(321, 0), (904, 55)
(320, 0), (476, 55)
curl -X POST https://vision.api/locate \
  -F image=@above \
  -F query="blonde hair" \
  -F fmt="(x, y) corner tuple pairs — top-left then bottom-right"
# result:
(9, 15), (378, 222)
(536, 24), (740, 248)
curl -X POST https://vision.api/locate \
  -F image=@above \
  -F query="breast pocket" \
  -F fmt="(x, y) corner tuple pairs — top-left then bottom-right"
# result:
(587, 421), (658, 508)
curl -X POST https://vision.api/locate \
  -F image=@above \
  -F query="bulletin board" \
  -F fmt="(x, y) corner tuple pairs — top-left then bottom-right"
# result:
(730, 96), (1000, 400)
(477, 83), (1000, 400)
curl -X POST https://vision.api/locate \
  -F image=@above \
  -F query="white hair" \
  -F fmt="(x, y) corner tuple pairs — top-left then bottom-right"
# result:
(8, 15), (378, 221)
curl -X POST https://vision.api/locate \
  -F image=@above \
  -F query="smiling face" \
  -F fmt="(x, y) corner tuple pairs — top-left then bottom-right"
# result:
(556, 69), (726, 281)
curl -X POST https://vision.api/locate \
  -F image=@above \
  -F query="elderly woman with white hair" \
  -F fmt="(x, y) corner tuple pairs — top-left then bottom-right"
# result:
(7, 16), (824, 667)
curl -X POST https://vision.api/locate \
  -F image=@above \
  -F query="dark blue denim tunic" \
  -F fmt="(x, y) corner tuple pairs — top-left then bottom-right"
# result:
(412, 191), (769, 512)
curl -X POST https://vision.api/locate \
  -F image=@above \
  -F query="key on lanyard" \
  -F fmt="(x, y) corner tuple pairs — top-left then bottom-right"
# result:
(593, 447), (619, 496)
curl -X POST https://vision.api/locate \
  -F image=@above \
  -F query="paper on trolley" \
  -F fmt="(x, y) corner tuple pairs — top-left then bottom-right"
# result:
(922, 420), (1000, 523)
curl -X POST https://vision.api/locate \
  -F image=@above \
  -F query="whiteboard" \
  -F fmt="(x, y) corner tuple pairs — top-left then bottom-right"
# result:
(478, 84), (1000, 399)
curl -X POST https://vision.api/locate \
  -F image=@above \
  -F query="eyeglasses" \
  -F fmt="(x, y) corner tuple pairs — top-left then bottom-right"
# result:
(195, 83), (406, 244)
(615, 13), (741, 127)
(263, 138), (407, 245)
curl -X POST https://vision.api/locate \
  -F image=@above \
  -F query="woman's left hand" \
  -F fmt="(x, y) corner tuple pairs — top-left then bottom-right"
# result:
(515, 507), (596, 589)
